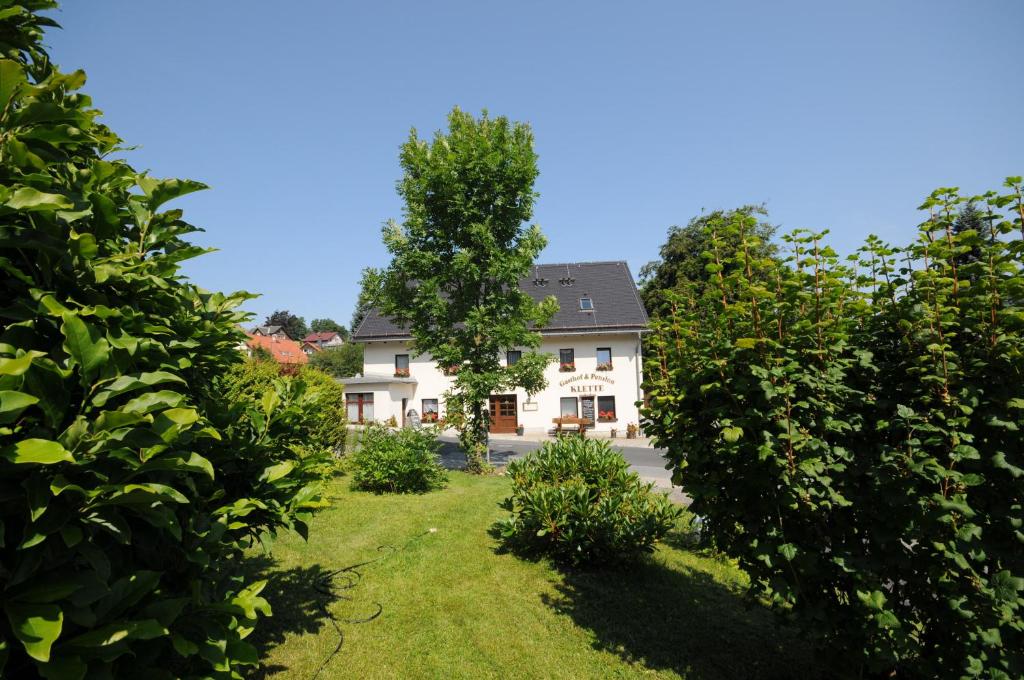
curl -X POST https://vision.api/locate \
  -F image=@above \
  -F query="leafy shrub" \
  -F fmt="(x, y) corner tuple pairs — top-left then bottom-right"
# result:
(0, 4), (325, 677)
(307, 342), (363, 378)
(222, 360), (347, 456)
(642, 181), (1024, 678)
(498, 438), (681, 565)
(349, 424), (447, 493)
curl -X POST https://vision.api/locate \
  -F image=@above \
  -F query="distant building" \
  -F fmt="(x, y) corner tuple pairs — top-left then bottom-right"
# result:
(300, 340), (324, 355)
(346, 261), (647, 432)
(251, 325), (288, 339)
(302, 331), (345, 352)
(245, 333), (308, 366)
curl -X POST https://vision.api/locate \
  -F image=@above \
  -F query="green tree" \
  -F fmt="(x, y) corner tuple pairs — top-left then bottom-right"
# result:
(641, 181), (1024, 677)
(0, 3), (325, 676)
(639, 205), (778, 318)
(370, 108), (557, 469)
(310, 317), (349, 339)
(350, 267), (378, 333)
(308, 342), (364, 377)
(264, 309), (308, 340)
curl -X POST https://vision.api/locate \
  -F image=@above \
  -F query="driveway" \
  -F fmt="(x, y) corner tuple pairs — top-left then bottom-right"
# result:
(437, 434), (690, 505)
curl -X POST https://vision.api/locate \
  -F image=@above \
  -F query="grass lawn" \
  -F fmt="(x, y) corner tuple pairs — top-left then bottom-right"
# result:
(247, 472), (818, 679)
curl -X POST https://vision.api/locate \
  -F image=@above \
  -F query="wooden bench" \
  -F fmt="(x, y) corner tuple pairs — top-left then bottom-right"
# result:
(551, 416), (593, 437)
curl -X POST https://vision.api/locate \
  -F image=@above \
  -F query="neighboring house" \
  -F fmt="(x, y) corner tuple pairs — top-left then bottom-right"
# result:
(300, 340), (323, 355)
(245, 332), (308, 366)
(302, 331), (345, 350)
(345, 261), (648, 433)
(252, 325), (288, 339)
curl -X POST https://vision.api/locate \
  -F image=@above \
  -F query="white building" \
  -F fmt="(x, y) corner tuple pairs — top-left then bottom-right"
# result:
(345, 261), (648, 435)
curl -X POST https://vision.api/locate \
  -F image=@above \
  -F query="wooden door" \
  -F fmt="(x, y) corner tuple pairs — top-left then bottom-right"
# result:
(488, 394), (518, 433)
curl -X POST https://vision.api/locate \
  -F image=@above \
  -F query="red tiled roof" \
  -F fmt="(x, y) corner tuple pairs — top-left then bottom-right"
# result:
(303, 331), (341, 343)
(246, 333), (309, 365)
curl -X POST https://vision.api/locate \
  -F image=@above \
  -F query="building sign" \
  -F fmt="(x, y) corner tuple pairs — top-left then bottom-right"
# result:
(559, 372), (615, 388)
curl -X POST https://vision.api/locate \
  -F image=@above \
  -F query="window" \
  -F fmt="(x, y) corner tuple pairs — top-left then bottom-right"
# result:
(346, 393), (374, 423)
(559, 348), (575, 372)
(422, 398), (439, 423)
(597, 396), (616, 421)
(394, 354), (409, 377)
(596, 347), (612, 371)
(579, 297), (593, 310)
(560, 397), (578, 418)
(506, 350), (521, 366)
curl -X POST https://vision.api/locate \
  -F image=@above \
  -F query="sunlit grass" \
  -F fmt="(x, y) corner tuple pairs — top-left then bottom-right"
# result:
(247, 473), (818, 679)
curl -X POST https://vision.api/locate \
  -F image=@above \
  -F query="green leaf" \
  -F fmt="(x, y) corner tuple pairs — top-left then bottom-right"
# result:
(0, 59), (27, 110)
(136, 176), (207, 211)
(66, 619), (167, 649)
(735, 338), (758, 349)
(1, 439), (73, 465)
(92, 372), (186, 407)
(722, 426), (743, 443)
(6, 602), (63, 662)
(0, 390), (38, 424)
(0, 354), (34, 376)
(60, 312), (109, 382)
(5, 187), (74, 212)
(260, 461), (294, 484)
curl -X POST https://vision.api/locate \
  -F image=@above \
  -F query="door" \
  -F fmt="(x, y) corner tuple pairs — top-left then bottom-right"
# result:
(488, 394), (518, 433)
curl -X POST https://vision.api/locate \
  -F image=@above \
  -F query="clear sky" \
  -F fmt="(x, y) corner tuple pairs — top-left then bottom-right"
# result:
(47, 1), (1023, 329)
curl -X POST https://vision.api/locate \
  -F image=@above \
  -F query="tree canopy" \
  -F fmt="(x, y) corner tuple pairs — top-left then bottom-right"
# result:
(639, 205), (778, 318)
(264, 309), (308, 339)
(308, 343), (363, 378)
(369, 107), (557, 468)
(310, 317), (348, 339)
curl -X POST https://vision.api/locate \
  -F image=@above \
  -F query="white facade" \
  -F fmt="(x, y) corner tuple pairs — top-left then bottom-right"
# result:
(344, 332), (645, 434)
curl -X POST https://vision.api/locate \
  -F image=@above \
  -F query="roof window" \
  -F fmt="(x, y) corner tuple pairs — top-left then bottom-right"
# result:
(579, 297), (594, 311)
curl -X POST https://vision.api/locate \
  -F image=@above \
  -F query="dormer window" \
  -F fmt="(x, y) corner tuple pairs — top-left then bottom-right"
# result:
(579, 297), (593, 311)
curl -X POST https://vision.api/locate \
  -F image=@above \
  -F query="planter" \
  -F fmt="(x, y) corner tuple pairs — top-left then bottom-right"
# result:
(610, 428), (618, 439)
(558, 363), (576, 372)
(516, 425), (524, 436)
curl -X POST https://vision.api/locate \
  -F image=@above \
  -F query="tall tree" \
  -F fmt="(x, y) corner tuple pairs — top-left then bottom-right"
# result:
(370, 108), (557, 469)
(310, 317), (349, 339)
(950, 200), (985, 275)
(639, 205), (778, 318)
(263, 309), (308, 340)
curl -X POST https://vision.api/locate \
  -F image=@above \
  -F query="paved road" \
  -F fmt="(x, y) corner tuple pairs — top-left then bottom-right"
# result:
(437, 435), (689, 504)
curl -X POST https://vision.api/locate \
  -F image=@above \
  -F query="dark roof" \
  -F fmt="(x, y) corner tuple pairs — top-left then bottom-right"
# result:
(353, 261), (648, 341)
(303, 331), (341, 343)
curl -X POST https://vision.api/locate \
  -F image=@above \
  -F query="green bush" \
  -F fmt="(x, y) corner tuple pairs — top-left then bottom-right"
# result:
(498, 438), (681, 565)
(0, 4), (325, 677)
(642, 181), (1024, 678)
(222, 360), (347, 456)
(349, 424), (447, 493)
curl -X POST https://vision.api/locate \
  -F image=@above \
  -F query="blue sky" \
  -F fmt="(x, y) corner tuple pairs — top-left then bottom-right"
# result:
(49, 1), (1023, 329)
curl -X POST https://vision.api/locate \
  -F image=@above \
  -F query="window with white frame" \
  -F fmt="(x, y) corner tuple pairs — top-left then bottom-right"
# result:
(560, 397), (578, 417)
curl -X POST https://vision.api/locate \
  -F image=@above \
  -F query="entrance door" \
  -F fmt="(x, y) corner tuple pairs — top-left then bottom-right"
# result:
(488, 394), (518, 433)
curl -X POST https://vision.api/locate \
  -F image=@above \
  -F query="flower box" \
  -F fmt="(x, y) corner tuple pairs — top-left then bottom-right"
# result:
(596, 362), (613, 371)
(422, 412), (439, 423)
(598, 410), (616, 422)
(394, 368), (410, 377)
(443, 365), (460, 376)
(559, 363), (576, 372)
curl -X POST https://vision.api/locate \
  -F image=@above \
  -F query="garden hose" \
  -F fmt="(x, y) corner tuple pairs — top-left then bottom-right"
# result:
(309, 530), (433, 680)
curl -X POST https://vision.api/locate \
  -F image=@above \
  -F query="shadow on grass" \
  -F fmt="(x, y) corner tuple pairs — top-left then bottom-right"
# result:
(540, 551), (819, 680)
(242, 555), (341, 679)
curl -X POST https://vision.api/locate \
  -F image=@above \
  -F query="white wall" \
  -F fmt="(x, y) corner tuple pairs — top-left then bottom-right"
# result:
(354, 333), (644, 433)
